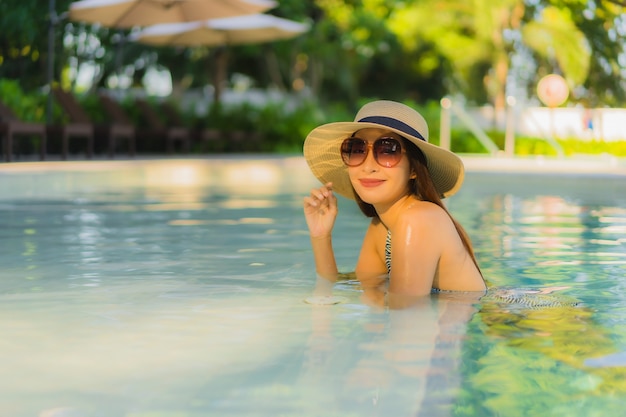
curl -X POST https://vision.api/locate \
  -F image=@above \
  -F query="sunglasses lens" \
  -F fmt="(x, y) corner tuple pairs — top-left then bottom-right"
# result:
(374, 138), (403, 167)
(341, 138), (368, 166)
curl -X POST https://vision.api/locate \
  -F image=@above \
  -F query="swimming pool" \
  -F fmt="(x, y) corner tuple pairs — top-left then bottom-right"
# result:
(1, 156), (626, 417)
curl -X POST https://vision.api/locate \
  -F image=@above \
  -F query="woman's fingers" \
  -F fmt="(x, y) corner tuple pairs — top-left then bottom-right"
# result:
(303, 183), (338, 237)
(312, 185), (331, 200)
(303, 195), (319, 208)
(304, 183), (334, 208)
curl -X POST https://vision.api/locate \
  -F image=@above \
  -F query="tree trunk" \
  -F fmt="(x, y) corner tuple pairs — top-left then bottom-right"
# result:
(264, 46), (286, 91)
(212, 47), (229, 104)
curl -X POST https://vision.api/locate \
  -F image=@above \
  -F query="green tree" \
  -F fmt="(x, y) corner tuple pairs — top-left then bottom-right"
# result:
(543, 0), (626, 106)
(388, 0), (597, 110)
(0, 0), (73, 91)
(2, 0), (625, 110)
(310, 0), (447, 107)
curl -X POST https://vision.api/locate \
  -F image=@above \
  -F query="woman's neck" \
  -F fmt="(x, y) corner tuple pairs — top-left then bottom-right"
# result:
(375, 194), (417, 230)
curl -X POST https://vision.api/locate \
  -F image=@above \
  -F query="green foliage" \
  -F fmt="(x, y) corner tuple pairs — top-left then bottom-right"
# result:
(75, 93), (107, 124)
(0, 79), (47, 122)
(451, 131), (492, 154)
(0, 0), (74, 90)
(263, 100), (327, 153)
(546, 0), (626, 106)
(4, 81), (626, 157)
(515, 137), (561, 156)
(522, 6), (591, 86)
(558, 138), (626, 157)
(198, 99), (326, 153)
(117, 96), (144, 127)
(204, 102), (253, 132)
(0, 78), (71, 124)
(453, 299), (626, 416)
(2, 0), (626, 109)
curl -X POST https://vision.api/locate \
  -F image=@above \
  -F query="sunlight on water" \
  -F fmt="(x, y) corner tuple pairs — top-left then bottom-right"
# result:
(448, 172), (626, 417)
(1, 159), (626, 416)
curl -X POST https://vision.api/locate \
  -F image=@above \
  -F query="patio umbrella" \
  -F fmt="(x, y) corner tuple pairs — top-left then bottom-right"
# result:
(130, 14), (309, 102)
(66, 0), (277, 98)
(68, 0), (278, 28)
(130, 13), (309, 47)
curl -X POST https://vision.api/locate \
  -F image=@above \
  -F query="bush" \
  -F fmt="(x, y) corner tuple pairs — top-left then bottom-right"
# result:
(76, 93), (107, 124)
(4, 82), (626, 157)
(256, 100), (325, 153)
(195, 99), (325, 153)
(0, 79), (48, 122)
(558, 138), (626, 156)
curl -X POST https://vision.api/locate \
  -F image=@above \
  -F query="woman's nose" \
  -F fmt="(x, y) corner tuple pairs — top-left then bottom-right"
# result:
(361, 145), (378, 171)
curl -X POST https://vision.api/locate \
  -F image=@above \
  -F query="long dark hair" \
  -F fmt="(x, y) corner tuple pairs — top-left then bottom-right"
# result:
(354, 138), (482, 275)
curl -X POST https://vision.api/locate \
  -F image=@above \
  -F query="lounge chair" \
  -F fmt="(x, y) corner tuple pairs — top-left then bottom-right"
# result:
(96, 93), (136, 158)
(160, 101), (222, 151)
(0, 100), (47, 162)
(51, 87), (94, 160)
(135, 99), (191, 154)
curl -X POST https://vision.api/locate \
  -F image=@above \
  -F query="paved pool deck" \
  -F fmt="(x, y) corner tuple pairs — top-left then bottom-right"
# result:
(1, 153), (626, 177)
(460, 154), (626, 176)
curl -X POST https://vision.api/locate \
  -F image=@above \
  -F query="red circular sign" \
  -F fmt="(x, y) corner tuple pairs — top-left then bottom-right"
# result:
(537, 74), (569, 107)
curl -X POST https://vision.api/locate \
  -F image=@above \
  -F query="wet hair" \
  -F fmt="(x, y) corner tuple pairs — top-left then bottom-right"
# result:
(353, 138), (482, 275)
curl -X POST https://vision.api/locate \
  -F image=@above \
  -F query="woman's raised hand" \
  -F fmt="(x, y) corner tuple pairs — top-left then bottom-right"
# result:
(303, 182), (338, 239)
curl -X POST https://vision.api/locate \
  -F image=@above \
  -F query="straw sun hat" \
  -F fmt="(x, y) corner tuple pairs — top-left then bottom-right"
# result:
(303, 100), (465, 200)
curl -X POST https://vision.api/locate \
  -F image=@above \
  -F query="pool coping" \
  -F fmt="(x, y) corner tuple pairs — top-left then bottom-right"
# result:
(1, 154), (626, 177)
(460, 154), (626, 176)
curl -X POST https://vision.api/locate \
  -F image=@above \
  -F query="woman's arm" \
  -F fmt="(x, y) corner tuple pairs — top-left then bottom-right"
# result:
(355, 220), (389, 305)
(303, 183), (339, 293)
(388, 203), (448, 296)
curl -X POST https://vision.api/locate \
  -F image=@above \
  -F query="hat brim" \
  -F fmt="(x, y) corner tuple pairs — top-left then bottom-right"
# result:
(303, 121), (465, 200)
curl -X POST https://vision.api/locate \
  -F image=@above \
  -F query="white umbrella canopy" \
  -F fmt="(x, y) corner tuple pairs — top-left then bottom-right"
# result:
(131, 13), (309, 47)
(130, 14), (309, 103)
(68, 0), (278, 28)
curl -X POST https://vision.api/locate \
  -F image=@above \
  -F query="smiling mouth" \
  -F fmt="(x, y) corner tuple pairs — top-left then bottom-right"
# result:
(358, 179), (385, 188)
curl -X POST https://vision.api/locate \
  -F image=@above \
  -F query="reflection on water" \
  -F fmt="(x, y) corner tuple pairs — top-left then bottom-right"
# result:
(449, 172), (626, 416)
(1, 160), (626, 416)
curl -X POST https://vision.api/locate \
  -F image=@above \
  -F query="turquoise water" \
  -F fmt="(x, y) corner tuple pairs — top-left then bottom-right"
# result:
(1, 157), (626, 416)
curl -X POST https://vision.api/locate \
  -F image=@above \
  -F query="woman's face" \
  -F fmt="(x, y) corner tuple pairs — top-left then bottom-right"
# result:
(346, 128), (413, 207)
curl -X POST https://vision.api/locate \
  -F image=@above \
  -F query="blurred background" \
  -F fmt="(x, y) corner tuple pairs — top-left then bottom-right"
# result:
(1, 0), (626, 158)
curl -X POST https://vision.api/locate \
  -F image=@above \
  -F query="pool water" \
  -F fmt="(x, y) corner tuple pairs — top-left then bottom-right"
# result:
(1, 156), (626, 417)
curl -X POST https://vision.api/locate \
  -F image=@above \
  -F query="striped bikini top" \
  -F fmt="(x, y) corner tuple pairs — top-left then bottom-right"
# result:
(384, 230), (578, 307)
(385, 229), (392, 274)
(385, 228), (442, 294)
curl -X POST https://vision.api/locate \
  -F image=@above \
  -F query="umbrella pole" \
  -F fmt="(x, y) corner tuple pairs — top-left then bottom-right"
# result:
(114, 31), (126, 92)
(213, 47), (229, 105)
(46, 0), (56, 124)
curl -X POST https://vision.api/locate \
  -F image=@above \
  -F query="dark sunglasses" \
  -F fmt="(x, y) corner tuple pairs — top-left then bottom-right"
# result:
(340, 136), (405, 168)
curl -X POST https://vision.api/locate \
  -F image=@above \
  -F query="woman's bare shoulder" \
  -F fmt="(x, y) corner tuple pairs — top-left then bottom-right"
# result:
(399, 200), (450, 225)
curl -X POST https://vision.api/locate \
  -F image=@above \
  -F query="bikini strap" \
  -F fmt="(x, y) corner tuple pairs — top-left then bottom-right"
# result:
(385, 229), (392, 274)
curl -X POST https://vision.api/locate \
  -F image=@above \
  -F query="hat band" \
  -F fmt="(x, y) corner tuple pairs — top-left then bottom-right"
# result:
(357, 116), (426, 141)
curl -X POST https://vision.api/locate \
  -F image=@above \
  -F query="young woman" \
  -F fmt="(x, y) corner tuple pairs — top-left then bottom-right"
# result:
(302, 100), (486, 306)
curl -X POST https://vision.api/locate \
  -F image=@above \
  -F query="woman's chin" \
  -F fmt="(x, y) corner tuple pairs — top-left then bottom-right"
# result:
(355, 190), (382, 205)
